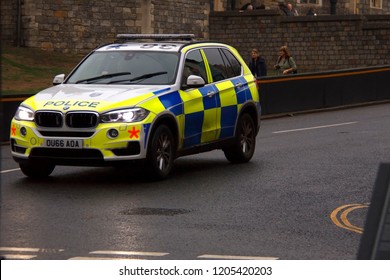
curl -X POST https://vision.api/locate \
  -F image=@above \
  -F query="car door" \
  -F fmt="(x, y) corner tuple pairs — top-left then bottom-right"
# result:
(179, 49), (219, 148)
(202, 47), (247, 140)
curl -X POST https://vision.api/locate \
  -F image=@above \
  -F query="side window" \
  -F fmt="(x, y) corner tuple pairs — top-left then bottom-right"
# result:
(221, 49), (242, 77)
(202, 48), (228, 82)
(182, 49), (207, 85)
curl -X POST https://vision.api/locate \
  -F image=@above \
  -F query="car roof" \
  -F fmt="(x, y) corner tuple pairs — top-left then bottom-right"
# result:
(95, 34), (229, 53)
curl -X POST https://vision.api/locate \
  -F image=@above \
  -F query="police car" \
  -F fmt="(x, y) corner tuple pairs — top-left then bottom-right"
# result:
(10, 34), (261, 180)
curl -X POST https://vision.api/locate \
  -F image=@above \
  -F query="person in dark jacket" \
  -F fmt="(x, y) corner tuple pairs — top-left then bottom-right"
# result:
(248, 48), (267, 78)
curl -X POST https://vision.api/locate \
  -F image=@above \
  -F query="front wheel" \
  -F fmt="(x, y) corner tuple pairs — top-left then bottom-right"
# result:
(19, 161), (55, 178)
(224, 113), (256, 163)
(146, 125), (175, 180)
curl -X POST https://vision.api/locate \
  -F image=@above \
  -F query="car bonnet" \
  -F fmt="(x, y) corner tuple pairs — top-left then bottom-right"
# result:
(23, 84), (172, 113)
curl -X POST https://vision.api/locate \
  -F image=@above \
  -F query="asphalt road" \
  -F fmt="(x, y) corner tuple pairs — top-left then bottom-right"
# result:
(1, 103), (390, 260)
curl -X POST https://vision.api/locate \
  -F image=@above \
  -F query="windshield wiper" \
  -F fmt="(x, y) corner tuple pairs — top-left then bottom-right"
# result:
(108, 71), (168, 84)
(75, 72), (131, 84)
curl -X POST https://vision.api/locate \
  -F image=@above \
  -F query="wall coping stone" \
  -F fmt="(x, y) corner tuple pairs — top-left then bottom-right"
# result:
(279, 14), (364, 23)
(210, 10), (279, 17)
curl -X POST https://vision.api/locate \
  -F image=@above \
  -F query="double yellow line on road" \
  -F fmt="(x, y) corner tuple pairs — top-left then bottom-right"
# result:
(330, 203), (369, 234)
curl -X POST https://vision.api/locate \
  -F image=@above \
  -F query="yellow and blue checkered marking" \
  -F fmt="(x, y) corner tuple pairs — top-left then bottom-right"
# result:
(158, 91), (183, 116)
(149, 77), (257, 149)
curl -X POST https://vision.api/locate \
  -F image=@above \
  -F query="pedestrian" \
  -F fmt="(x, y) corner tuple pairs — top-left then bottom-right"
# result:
(248, 48), (267, 78)
(287, 3), (299, 16)
(306, 7), (317, 16)
(240, 2), (254, 11)
(274, 45), (297, 75)
(278, 2), (290, 15)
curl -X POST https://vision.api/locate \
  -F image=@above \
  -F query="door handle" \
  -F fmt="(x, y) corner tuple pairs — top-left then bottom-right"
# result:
(207, 91), (216, 98)
(235, 82), (243, 88)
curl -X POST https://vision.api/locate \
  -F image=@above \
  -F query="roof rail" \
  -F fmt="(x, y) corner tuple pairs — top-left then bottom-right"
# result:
(116, 34), (196, 42)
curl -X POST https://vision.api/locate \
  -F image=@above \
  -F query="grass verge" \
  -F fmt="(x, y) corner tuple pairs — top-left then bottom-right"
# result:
(1, 44), (83, 96)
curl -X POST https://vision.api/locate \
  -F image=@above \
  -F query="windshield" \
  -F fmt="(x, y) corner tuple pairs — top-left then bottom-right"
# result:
(66, 50), (180, 85)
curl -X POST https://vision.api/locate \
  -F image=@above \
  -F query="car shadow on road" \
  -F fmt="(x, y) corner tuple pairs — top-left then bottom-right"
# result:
(16, 156), (263, 191)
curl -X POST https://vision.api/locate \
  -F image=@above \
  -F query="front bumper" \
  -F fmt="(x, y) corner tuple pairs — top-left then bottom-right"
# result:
(10, 119), (151, 166)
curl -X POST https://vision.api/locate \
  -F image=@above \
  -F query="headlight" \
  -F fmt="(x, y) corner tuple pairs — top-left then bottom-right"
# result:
(100, 108), (149, 123)
(15, 106), (34, 121)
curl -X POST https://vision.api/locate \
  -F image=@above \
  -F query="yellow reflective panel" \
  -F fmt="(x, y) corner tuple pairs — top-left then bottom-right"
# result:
(216, 80), (237, 107)
(109, 92), (156, 111)
(140, 96), (166, 114)
(176, 115), (185, 149)
(201, 108), (218, 143)
(215, 107), (222, 139)
(179, 89), (204, 114)
(243, 74), (260, 102)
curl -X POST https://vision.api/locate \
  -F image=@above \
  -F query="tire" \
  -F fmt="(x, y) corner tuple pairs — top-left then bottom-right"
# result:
(146, 125), (175, 180)
(19, 161), (55, 178)
(224, 113), (256, 163)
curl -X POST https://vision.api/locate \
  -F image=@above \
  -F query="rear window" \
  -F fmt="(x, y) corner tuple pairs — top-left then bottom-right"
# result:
(203, 48), (242, 82)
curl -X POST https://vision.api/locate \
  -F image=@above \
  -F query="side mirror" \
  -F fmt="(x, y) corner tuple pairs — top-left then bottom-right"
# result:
(53, 74), (65, 85)
(186, 75), (205, 88)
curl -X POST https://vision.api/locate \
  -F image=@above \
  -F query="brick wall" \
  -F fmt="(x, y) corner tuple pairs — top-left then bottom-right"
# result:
(209, 10), (390, 72)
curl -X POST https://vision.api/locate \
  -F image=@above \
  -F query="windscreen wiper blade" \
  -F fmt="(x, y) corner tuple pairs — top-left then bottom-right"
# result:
(108, 71), (168, 84)
(76, 72), (131, 84)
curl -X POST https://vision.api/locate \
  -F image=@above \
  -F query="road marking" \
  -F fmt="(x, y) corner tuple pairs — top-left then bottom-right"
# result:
(0, 247), (277, 260)
(197, 254), (278, 260)
(69, 256), (145, 260)
(272, 122), (357, 134)
(70, 250), (169, 260)
(0, 246), (64, 252)
(330, 203), (369, 234)
(0, 247), (40, 252)
(0, 247), (65, 260)
(90, 250), (169, 257)
(0, 168), (21, 174)
(2, 254), (37, 260)
(340, 205), (367, 232)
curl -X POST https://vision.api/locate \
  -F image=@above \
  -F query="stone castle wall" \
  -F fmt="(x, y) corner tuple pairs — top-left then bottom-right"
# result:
(151, 0), (210, 38)
(1, 0), (390, 73)
(209, 10), (390, 72)
(1, 0), (210, 53)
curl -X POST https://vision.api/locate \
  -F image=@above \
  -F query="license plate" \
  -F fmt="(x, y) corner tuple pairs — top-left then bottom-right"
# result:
(43, 138), (83, 149)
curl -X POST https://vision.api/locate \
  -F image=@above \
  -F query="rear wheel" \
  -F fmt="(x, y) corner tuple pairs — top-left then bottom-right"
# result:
(146, 125), (175, 180)
(19, 161), (55, 178)
(224, 113), (256, 163)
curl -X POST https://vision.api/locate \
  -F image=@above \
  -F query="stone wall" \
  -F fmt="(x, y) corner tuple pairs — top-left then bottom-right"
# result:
(1, 0), (18, 44)
(209, 10), (390, 73)
(151, 0), (210, 38)
(21, 0), (144, 53)
(1, 0), (210, 54)
(1, 0), (389, 73)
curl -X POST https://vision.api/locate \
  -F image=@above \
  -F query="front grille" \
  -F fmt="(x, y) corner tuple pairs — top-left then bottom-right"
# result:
(35, 111), (99, 129)
(38, 131), (95, 137)
(35, 111), (63, 127)
(66, 112), (98, 128)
